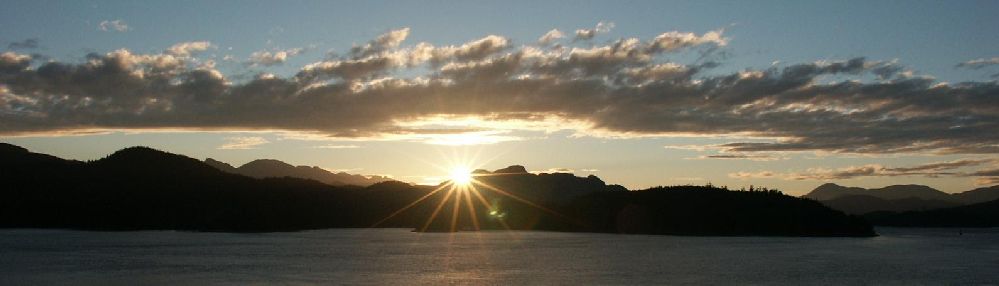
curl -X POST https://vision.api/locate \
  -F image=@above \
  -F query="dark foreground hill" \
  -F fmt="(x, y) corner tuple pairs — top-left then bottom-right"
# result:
(0, 143), (874, 236)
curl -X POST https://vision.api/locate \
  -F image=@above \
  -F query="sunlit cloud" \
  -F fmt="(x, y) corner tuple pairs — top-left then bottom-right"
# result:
(411, 130), (522, 146)
(248, 48), (304, 66)
(956, 57), (999, 69)
(729, 158), (999, 184)
(166, 41), (212, 57)
(574, 21), (614, 41)
(534, 168), (574, 174)
(1, 27), (997, 155)
(312, 144), (362, 149)
(218, 136), (270, 150)
(538, 29), (564, 45)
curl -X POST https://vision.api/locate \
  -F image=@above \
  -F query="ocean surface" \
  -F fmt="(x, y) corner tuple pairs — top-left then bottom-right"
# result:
(1, 228), (997, 285)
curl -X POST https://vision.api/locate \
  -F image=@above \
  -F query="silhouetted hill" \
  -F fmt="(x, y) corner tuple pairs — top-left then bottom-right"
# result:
(468, 166), (620, 204)
(820, 195), (959, 215)
(203, 157), (393, 187)
(864, 199), (999, 227)
(805, 183), (951, 201)
(204, 158), (238, 173)
(952, 186), (999, 205)
(804, 183), (999, 215)
(0, 144), (874, 236)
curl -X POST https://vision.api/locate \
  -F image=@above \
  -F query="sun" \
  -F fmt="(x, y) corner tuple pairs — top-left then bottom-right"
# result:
(449, 166), (474, 186)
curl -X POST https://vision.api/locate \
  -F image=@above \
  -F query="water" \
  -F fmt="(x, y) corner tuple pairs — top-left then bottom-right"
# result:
(1, 228), (997, 285)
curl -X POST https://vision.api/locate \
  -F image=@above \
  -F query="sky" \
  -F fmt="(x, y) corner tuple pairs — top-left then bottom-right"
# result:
(2, 0), (998, 195)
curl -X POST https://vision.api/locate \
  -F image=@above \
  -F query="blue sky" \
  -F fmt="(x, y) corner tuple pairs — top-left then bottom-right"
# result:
(2, 0), (998, 194)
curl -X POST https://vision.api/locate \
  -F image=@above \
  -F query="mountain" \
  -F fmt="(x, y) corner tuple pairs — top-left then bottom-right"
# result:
(804, 183), (951, 201)
(952, 185), (999, 205)
(0, 143), (874, 236)
(819, 195), (959, 215)
(0, 144), (356, 231)
(468, 165), (627, 204)
(204, 158), (393, 187)
(803, 183), (999, 215)
(864, 198), (999, 227)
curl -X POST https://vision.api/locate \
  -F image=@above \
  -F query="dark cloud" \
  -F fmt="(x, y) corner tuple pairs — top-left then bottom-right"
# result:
(888, 159), (995, 173)
(7, 38), (39, 50)
(701, 154), (777, 161)
(1, 28), (998, 155)
(969, 167), (999, 177)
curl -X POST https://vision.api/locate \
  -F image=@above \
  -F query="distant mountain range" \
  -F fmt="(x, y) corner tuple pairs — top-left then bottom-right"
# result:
(0, 143), (874, 236)
(803, 183), (999, 215)
(204, 158), (393, 187)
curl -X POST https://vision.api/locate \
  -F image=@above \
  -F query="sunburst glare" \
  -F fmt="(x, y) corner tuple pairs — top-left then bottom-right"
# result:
(449, 166), (473, 186)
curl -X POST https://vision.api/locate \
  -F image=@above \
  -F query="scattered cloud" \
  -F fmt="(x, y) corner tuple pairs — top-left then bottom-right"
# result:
(534, 167), (574, 174)
(695, 154), (783, 161)
(729, 158), (999, 183)
(574, 22), (614, 41)
(538, 29), (564, 45)
(248, 48), (304, 66)
(98, 20), (130, 32)
(218, 136), (269, 150)
(969, 168), (999, 177)
(1, 27), (998, 155)
(7, 38), (38, 50)
(956, 57), (999, 69)
(974, 177), (999, 186)
(313, 144), (361, 149)
(729, 171), (779, 180)
(166, 41), (212, 57)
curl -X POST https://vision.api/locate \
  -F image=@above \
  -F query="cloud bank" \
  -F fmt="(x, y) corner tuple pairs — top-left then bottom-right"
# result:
(729, 159), (999, 185)
(1, 25), (998, 155)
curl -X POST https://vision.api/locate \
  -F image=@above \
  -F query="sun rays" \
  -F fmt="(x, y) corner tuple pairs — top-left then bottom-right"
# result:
(448, 166), (473, 186)
(370, 150), (570, 234)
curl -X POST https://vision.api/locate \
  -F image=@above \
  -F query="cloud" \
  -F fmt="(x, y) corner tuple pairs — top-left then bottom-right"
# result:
(351, 27), (410, 58)
(538, 29), (564, 45)
(887, 158), (995, 172)
(98, 20), (130, 32)
(698, 154), (781, 161)
(956, 57), (999, 70)
(166, 41), (212, 57)
(218, 136), (269, 150)
(730, 158), (999, 181)
(729, 171), (779, 179)
(535, 167), (575, 174)
(249, 48), (304, 66)
(574, 22), (614, 41)
(968, 166), (999, 185)
(1, 27), (998, 155)
(313, 144), (361, 149)
(7, 39), (39, 50)
(969, 168), (999, 176)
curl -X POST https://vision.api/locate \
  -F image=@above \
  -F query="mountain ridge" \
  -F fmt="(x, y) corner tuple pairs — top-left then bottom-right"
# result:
(0, 143), (875, 236)
(803, 183), (999, 215)
(203, 157), (393, 187)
